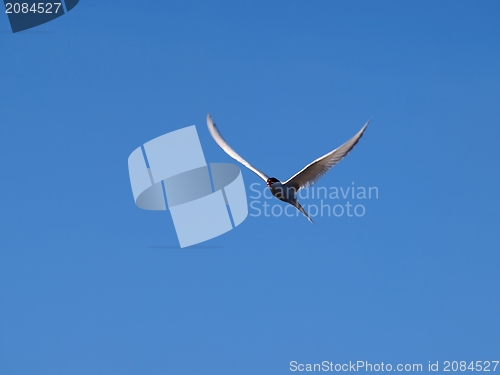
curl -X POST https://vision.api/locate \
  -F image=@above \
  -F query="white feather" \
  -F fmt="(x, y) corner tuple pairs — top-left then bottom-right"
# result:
(284, 121), (369, 190)
(207, 114), (269, 182)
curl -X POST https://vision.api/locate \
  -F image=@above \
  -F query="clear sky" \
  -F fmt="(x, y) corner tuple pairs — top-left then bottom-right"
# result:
(1, 1), (499, 374)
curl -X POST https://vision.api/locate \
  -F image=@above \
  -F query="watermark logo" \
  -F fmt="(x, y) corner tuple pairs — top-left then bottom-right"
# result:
(3, 0), (79, 33)
(128, 126), (248, 248)
(249, 182), (378, 219)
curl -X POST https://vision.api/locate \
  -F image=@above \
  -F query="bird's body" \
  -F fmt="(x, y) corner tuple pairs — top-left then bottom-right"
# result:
(267, 178), (313, 222)
(267, 180), (289, 202)
(207, 114), (369, 223)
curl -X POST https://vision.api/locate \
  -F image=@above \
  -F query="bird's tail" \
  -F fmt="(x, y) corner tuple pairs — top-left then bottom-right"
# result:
(294, 200), (314, 224)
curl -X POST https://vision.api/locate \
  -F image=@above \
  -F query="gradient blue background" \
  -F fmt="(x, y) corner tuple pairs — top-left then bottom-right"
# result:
(1, 1), (499, 374)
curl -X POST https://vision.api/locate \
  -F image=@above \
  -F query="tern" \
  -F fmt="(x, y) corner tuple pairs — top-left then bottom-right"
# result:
(207, 114), (369, 223)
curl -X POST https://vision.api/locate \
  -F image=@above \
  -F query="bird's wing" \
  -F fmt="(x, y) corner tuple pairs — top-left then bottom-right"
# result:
(207, 114), (269, 182)
(284, 121), (369, 190)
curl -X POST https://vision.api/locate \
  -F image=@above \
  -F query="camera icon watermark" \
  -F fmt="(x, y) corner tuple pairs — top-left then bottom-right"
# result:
(128, 126), (248, 248)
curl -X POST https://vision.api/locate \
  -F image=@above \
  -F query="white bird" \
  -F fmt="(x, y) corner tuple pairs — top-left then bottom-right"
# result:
(207, 114), (369, 223)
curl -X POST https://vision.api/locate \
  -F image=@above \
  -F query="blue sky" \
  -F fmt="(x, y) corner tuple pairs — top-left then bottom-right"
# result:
(1, 1), (499, 374)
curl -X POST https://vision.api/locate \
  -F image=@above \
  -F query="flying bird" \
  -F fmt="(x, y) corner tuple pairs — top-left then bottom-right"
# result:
(207, 114), (369, 223)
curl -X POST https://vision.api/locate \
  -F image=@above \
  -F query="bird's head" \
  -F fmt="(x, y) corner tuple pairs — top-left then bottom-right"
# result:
(266, 177), (280, 186)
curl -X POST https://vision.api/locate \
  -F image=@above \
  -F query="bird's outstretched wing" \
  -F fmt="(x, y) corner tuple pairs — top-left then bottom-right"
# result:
(284, 121), (369, 191)
(207, 114), (269, 182)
